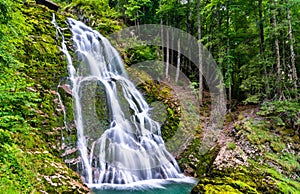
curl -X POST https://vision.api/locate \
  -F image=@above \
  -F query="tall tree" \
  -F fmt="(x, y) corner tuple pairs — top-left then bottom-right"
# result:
(166, 19), (170, 79)
(160, 1), (164, 72)
(258, 0), (265, 55)
(258, 0), (270, 97)
(286, 0), (298, 89)
(225, 0), (232, 107)
(186, 0), (192, 74)
(123, 0), (300, 103)
(197, 0), (203, 105)
(176, 35), (181, 82)
(272, 5), (282, 95)
(124, 0), (151, 33)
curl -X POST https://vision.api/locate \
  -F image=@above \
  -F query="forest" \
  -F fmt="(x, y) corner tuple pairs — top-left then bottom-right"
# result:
(110, 0), (300, 102)
(0, 0), (299, 193)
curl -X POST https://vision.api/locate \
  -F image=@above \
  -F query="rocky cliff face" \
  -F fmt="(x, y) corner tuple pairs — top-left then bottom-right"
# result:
(0, 0), (90, 192)
(187, 105), (300, 193)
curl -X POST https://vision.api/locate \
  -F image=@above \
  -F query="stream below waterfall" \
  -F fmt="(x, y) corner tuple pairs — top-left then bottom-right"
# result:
(93, 181), (196, 193)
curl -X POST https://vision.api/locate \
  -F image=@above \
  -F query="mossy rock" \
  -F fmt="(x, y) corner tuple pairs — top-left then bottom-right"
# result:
(191, 115), (300, 194)
(191, 177), (259, 194)
(0, 0), (91, 192)
(136, 80), (182, 142)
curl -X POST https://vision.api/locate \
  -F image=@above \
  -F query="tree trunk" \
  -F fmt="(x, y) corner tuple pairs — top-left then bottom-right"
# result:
(136, 12), (140, 35)
(282, 32), (286, 73)
(258, 0), (264, 55)
(217, 3), (222, 63)
(208, 14), (213, 53)
(161, 18), (164, 65)
(197, 0), (203, 105)
(273, 14), (281, 77)
(187, 0), (191, 73)
(176, 36), (181, 82)
(166, 18), (170, 79)
(258, 0), (270, 97)
(286, 1), (298, 89)
(273, 11), (282, 95)
(170, 20), (175, 68)
(226, 0), (231, 109)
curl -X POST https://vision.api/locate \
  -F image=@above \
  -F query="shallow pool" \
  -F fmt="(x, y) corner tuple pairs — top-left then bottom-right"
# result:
(91, 178), (197, 194)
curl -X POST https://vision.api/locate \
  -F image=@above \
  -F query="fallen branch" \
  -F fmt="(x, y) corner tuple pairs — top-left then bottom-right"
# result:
(35, 0), (59, 11)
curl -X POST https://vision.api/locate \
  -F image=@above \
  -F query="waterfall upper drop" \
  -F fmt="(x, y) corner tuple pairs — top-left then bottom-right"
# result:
(55, 17), (186, 186)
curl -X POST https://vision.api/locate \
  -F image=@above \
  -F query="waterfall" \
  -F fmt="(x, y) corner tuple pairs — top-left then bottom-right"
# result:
(53, 17), (187, 187)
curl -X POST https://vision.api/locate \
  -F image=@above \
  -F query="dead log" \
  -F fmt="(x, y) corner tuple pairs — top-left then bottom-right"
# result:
(35, 0), (59, 11)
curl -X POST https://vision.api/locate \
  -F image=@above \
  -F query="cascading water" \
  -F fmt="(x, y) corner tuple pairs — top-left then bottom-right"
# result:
(53, 16), (192, 188)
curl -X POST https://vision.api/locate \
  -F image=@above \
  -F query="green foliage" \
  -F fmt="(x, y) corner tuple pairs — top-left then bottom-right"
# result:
(125, 45), (157, 65)
(257, 100), (300, 129)
(51, 0), (72, 4)
(0, 0), (40, 134)
(66, 0), (122, 35)
(119, 0), (300, 103)
(114, 35), (161, 75)
(0, 0), (88, 192)
(224, 55), (234, 89)
(124, 0), (151, 21)
(242, 94), (261, 105)
(239, 56), (269, 103)
(0, 143), (36, 192)
(0, 0), (12, 25)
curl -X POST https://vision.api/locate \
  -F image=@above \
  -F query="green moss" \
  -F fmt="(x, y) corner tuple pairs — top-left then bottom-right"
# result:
(228, 142), (236, 150)
(137, 80), (181, 141)
(177, 137), (220, 176)
(243, 120), (275, 145)
(65, 0), (123, 35)
(270, 141), (285, 152)
(257, 100), (300, 130)
(192, 175), (259, 194)
(0, 0), (91, 192)
(192, 116), (300, 193)
(204, 184), (244, 193)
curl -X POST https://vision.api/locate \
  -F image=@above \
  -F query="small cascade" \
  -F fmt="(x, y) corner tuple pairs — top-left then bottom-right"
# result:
(53, 17), (186, 186)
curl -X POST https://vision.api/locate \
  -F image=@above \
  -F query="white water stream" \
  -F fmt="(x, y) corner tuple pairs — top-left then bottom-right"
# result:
(53, 17), (192, 187)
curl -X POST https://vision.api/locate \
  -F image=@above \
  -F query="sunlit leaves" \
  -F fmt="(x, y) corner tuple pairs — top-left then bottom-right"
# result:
(124, 0), (151, 20)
